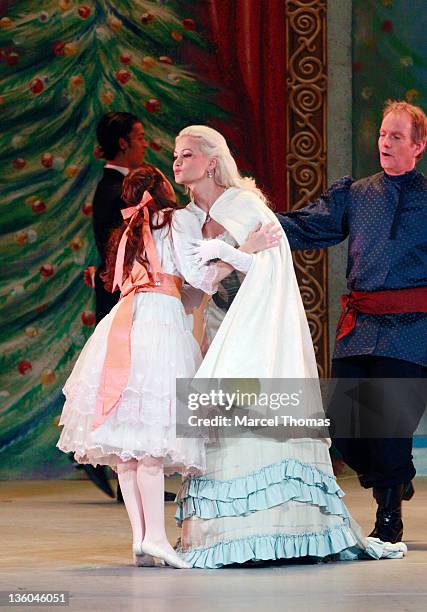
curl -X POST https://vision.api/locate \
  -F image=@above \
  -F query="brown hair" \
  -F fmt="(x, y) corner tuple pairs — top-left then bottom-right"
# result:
(102, 164), (178, 291)
(383, 99), (427, 160)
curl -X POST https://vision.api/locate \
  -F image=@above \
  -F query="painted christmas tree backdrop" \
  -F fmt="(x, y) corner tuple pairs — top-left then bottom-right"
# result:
(353, 0), (427, 178)
(0, 0), (219, 478)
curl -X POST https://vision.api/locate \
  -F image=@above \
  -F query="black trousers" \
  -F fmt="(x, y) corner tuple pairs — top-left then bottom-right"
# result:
(328, 355), (427, 489)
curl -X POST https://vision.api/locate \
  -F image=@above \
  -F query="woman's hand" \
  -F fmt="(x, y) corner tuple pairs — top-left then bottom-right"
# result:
(240, 222), (283, 254)
(187, 239), (223, 265)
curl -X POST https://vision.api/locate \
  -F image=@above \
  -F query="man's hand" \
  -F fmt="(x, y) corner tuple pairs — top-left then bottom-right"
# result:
(241, 222), (283, 254)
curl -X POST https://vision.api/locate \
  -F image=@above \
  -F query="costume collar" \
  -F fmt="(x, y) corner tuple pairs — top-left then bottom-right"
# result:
(383, 168), (418, 184)
(186, 188), (234, 225)
(104, 164), (130, 176)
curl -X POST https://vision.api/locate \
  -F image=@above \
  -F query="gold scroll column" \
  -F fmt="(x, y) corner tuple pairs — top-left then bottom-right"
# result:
(285, 0), (328, 376)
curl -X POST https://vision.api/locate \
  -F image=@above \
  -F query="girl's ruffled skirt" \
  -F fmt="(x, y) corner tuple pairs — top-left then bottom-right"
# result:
(57, 293), (205, 475)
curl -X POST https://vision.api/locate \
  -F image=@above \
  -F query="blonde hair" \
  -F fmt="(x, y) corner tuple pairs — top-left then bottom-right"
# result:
(176, 125), (268, 203)
(383, 100), (427, 160)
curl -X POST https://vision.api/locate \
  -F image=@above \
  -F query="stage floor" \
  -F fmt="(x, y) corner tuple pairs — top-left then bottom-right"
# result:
(1, 476), (426, 611)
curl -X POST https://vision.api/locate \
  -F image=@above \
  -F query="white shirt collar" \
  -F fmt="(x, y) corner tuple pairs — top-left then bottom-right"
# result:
(104, 164), (130, 176)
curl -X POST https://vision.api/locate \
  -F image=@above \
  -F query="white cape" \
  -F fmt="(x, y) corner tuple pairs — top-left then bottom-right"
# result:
(195, 188), (319, 380)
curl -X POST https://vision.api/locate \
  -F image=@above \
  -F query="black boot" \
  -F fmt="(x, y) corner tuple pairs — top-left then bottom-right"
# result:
(369, 484), (404, 543)
(402, 480), (414, 501)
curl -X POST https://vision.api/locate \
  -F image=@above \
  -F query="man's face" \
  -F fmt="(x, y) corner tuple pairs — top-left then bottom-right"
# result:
(121, 122), (147, 168)
(378, 111), (422, 175)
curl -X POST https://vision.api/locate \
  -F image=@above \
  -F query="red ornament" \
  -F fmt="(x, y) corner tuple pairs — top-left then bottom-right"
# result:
(145, 98), (161, 113)
(41, 152), (53, 168)
(82, 201), (93, 216)
(170, 30), (183, 42)
(150, 138), (162, 151)
(78, 5), (91, 19)
(183, 18), (196, 31)
(382, 20), (393, 33)
(93, 145), (103, 159)
(120, 52), (132, 65)
(115, 69), (131, 84)
(141, 12), (155, 25)
(40, 263), (55, 278)
(159, 56), (173, 65)
(18, 360), (32, 375)
(6, 50), (20, 65)
(35, 303), (48, 314)
(31, 199), (46, 214)
(81, 311), (96, 326)
(30, 77), (44, 94)
(353, 62), (361, 74)
(13, 157), (26, 169)
(53, 41), (65, 56)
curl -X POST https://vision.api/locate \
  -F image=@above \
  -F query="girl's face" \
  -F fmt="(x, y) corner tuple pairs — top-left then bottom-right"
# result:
(173, 136), (214, 186)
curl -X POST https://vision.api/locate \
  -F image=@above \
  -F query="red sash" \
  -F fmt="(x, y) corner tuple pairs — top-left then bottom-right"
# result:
(336, 287), (427, 341)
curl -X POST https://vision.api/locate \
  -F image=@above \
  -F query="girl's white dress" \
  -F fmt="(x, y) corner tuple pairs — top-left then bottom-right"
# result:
(57, 212), (217, 475)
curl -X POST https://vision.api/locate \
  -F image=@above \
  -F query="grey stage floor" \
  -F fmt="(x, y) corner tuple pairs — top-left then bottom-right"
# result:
(1, 476), (426, 611)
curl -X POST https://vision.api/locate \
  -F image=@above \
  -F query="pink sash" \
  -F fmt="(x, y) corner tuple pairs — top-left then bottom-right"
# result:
(93, 193), (182, 429)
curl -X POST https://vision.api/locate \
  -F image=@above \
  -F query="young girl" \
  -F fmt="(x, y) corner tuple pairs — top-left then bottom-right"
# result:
(57, 164), (279, 568)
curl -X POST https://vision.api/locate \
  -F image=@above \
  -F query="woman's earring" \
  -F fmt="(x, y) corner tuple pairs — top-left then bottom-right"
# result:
(207, 169), (214, 178)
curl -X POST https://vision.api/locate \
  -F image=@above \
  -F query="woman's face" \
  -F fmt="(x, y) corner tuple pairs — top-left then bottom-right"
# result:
(173, 136), (213, 186)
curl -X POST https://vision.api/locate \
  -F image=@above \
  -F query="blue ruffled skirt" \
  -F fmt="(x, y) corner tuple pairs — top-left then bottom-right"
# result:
(175, 438), (405, 568)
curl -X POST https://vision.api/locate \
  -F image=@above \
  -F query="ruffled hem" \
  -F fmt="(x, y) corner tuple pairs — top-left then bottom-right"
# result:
(57, 438), (205, 476)
(176, 457), (347, 522)
(179, 525), (359, 568)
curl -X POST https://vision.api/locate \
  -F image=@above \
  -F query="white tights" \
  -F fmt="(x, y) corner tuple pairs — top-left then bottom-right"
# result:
(117, 457), (175, 555)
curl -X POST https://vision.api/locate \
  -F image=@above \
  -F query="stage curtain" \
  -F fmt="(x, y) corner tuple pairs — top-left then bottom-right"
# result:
(190, 0), (287, 209)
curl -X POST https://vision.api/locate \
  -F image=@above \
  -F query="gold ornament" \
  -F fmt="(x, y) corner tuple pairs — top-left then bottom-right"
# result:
(170, 30), (183, 42)
(64, 165), (79, 178)
(14, 230), (28, 246)
(406, 89), (420, 103)
(141, 56), (155, 70)
(108, 15), (122, 31)
(101, 90), (115, 105)
(25, 326), (39, 338)
(63, 42), (78, 56)
(69, 75), (84, 88)
(59, 0), (73, 11)
(70, 237), (84, 251)
(0, 17), (13, 29)
(40, 369), (56, 386)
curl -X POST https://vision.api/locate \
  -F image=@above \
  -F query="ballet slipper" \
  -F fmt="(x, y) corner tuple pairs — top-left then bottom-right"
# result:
(140, 541), (192, 569)
(132, 542), (156, 567)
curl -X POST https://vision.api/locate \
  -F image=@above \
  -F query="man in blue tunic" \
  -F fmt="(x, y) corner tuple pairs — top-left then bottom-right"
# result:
(277, 100), (427, 543)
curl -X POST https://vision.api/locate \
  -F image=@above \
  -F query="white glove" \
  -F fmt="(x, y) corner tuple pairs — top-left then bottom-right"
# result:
(188, 239), (253, 273)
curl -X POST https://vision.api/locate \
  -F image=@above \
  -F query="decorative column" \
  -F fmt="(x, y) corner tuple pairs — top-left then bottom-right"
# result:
(285, 0), (329, 376)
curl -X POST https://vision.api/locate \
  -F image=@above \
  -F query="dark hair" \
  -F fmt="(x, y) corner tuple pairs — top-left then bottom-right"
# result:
(102, 164), (178, 291)
(96, 112), (140, 160)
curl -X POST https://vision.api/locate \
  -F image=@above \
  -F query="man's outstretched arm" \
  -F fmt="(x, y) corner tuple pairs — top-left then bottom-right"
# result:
(277, 176), (353, 250)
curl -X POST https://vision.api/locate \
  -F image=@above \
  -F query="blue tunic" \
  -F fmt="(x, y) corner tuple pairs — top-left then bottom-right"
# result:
(277, 169), (427, 367)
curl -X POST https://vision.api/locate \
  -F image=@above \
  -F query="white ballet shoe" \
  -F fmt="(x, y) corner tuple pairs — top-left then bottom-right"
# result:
(140, 541), (192, 569)
(132, 543), (155, 567)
